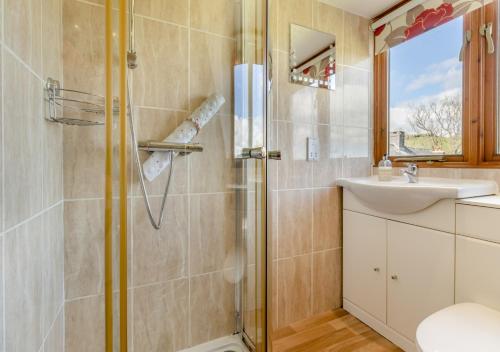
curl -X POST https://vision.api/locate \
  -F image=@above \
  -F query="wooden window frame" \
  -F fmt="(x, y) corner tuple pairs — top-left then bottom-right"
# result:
(373, 4), (500, 168)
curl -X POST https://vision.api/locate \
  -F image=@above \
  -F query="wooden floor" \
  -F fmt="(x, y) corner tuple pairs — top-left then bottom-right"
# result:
(271, 309), (403, 352)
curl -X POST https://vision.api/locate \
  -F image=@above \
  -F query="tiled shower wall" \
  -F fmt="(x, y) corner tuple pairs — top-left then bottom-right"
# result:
(268, 0), (373, 331)
(62, 0), (237, 351)
(0, 0), (65, 350)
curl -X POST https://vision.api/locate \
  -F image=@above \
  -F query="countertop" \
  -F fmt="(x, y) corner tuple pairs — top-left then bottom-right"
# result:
(457, 195), (500, 209)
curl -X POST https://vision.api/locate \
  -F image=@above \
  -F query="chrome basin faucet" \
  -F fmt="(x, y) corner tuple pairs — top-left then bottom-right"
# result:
(402, 163), (418, 183)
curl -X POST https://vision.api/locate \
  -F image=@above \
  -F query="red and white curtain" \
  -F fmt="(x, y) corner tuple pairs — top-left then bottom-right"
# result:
(373, 0), (492, 55)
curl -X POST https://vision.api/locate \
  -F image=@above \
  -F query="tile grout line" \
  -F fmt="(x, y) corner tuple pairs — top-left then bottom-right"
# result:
(64, 266), (235, 304)
(2, 45), (43, 82)
(75, 0), (236, 42)
(2, 200), (64, 236)
(63, 190), (237, 202)
(40, 301), (65, 349)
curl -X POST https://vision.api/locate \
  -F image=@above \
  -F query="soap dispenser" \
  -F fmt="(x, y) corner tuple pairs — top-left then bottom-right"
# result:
(378, 154), (393, 181)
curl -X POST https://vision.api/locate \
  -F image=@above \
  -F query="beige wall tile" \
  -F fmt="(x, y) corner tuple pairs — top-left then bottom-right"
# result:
(63, 125), (104, 199)
(343, 66), (370, 128)
(44, 308), (64, 352)
(132, 279), (189, 351)
(43, 118), (63, 207)
(313, 3), (344, 65)
(312, 124), (343, 187)
(65, 200), (106, 299)
(3, 50), (43, 228)
(191, 0), (235, 38)
(42, 0), (64, 207)
(63, 0), (113, 97)
(277, 190), (312, 258)
(343, 12), (370, 70)
(189, 114), (235, 193)
(313, 188), (342, 251)
(62, 0), (123, 199)
(190, 271), (235, 345)
(135, 0), (188, 25)
(4, 0), (42, 74)
(132, 195), (188, 286)
(132, 107), (188, 196)
(42, 204), (65, 338)
(277, 121), (313, 189)
(190, 193), (236, 275)
(344, 127), (369, 158)
(65, 296), (104, 352)
(343, 156), (371, 178)
(64, 200), (129, 299)
(314, 67), (344, 125)
(277, 0), (313, 52)
(5, 217), (44, 352)
(312, 249), (341, 314)
(66, 292), (131, 352)
(42, 0), (62, 80)
(189, 30), (235, 114)
(277, 51), (316, 123)
(277, 255), (312, 328)
(133, 16), (189, 110)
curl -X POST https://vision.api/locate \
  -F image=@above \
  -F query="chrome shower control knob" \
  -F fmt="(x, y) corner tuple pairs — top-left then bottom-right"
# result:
(391, 275), (399, 280)
(373, 268), (380, 272)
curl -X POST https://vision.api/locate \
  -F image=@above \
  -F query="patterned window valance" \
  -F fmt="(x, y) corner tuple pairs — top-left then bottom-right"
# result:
(373, 0), (491, 55)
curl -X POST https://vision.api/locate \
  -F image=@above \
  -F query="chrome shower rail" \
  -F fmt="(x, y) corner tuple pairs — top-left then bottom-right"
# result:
(138, 141), (204, 154)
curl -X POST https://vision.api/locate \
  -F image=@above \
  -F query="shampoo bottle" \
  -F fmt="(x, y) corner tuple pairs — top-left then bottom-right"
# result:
(378, 154), (393, 181)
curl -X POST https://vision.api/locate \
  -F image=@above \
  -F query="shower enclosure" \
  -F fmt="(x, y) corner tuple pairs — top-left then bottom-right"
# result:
(60, 0), (272, 351)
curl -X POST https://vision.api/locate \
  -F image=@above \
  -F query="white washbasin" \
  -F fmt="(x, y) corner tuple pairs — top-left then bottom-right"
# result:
(337, 176), (498, 214)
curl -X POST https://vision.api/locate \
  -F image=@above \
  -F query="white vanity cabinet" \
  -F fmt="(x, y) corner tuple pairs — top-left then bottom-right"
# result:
(343, 211), (387, 322)
(343, 190), (456, 351)
(387, 221), (454, 341)
(339, 178), (499, 352)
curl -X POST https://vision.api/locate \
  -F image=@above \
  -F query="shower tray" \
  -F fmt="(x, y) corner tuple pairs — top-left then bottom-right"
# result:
(179, 334), (249, 352)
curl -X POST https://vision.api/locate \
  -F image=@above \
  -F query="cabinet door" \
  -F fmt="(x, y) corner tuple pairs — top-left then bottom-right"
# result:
(387, 221), (454, 341)
(456, 235), (500, 311)
(343, 211), (387, 322)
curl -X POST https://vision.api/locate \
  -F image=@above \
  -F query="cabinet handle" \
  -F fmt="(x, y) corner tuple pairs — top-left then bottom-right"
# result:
(373, 267), (380, 272)
(391, 275), (398, 280)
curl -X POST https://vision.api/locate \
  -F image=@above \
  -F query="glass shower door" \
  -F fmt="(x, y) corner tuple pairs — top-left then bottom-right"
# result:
(235, 0), (273, 351)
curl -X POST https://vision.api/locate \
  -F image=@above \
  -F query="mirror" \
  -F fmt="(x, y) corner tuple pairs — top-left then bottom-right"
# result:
(289, 24), (336, 90)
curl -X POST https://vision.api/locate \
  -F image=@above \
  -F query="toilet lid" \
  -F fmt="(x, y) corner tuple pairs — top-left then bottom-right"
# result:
(416, 303), (500, 352)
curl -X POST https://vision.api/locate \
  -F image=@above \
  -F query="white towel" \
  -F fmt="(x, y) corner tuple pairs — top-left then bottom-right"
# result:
(142, 94), (225, 182)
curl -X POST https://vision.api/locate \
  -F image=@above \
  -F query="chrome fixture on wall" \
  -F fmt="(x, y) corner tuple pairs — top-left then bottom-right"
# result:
(44, 77), (118, 126)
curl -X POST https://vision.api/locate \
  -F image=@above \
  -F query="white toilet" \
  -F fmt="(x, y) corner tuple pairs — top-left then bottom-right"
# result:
(416, 303), (500, 352)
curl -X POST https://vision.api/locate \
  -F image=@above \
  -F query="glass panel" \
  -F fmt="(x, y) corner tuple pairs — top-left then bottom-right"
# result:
(496, 1), (500, 154)
(388, 17), (464, 157)
(234, 0), (268, 351)
(62, 0), (267, 351)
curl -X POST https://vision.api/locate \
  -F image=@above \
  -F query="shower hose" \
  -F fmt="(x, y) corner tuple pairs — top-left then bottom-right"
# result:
(127, 74), (174, 230)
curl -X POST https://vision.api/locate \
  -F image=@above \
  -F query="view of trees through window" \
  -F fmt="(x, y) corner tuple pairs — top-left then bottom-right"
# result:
(389, 16), (463, 157)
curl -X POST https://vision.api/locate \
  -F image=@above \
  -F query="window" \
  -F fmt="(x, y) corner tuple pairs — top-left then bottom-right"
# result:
(374, 0), (500, 167)
(389, 17), (463, 157)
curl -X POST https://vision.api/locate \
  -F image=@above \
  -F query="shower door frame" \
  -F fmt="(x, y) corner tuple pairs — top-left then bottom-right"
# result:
(234, 0), (272, 351)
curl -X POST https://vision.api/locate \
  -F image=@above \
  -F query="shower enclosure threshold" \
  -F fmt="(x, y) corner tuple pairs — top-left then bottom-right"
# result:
(179, 334), (250, 352)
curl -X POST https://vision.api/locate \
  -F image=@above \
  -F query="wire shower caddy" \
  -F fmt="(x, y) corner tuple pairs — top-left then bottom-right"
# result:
(44, 77), (119, 126)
